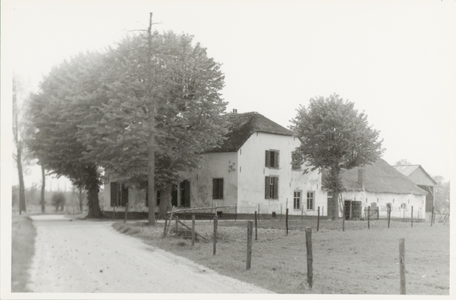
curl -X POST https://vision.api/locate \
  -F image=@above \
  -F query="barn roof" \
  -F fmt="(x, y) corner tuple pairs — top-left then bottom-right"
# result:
(393, 165), (421, 177)
(393, 165), (437, 185)
(340, 159), (427, 195)
(208, 112), (293, 153)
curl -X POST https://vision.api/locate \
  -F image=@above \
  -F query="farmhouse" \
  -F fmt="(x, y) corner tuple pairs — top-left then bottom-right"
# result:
(339, 158), (428, 220)
(103, 112), (327, 217)
(393, 164), (436, 220)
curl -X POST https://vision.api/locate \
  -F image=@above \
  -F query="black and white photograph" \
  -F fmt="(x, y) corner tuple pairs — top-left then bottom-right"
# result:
(1, 0), (454, 299)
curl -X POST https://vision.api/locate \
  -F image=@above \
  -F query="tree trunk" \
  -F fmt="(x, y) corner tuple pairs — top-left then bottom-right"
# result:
(158, 183), (172, 219)
(146, 13), (156, 226)
(330, 190), (340, 220)
(16, 143), (26, 214)
(78, 187), (83, 213)
(41, 165), (45, 213)
(328, 167), (341, 220)
(85, 166), (102, 218)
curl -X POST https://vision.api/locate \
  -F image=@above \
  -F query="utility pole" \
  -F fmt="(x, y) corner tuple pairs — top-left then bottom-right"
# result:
(147, 12), (156, 225)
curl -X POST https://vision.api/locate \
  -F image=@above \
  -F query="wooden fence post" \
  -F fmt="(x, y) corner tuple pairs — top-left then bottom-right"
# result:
(175, 215), (179, 232)
(411, 206), (413, 228)
(163, 218), (168, 237)
(124, 202), (129, 224)
(317, 206), (320, 232)
(305, 227), (313, 288)
(192, 215), (195, 247)
(213, 216), (218, 255)
(247, 221), (253, 270)
(387, 207), (391, 228)
(254, 211), (258, 240)
(286, 208), (289, 235)
(367, 206), (370, 229)
(431, 206), (434, 227)
(399, 238), (406, 294)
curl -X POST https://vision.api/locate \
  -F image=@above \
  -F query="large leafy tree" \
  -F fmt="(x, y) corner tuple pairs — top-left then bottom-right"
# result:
(28, 31), (227, 221)
(27, 52), (106, 218)
(291, 94), (384, 220)
(79, 32), (227, 220)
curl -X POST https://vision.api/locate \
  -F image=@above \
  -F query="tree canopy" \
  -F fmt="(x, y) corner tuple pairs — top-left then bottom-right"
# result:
(27, 52), (106, 218)
(291, 94), (384, 219)
(27, 31), (227, 219)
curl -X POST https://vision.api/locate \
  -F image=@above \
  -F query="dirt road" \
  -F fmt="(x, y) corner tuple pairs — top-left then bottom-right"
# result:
(28, 215), (272, 293)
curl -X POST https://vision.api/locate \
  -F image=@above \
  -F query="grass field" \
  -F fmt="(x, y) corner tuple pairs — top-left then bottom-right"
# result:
(114, 217), (450, 294)
(11, 215), (37, 292)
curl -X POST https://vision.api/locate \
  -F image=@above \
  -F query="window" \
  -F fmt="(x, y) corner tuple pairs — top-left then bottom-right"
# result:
(110, 182), (128, 207)
(265, 150), (279, 168)
(307, 191), (315, 210)
(265, 176), (279, 199)
(213, 178), (224, 200)
(293, 191), (301, 209)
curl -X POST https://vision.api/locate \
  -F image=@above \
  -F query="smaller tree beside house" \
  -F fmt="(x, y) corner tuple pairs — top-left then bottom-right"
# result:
(291, 94), (384, 220)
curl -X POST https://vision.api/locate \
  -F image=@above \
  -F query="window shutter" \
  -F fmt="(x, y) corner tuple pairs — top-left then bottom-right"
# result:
(110, 182), (119, 206)
(121, 184), (129, 206)
(265, 176), (270, 199)
(273, 177), (279, 199)
(274, 151), (279, 168)
(219, 179), (224, 199)
(265, 151), (270, 167)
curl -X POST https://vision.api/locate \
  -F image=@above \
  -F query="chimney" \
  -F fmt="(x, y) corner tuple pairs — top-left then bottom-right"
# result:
(233, 109), (237, 113)
(358, 167), (365, 189)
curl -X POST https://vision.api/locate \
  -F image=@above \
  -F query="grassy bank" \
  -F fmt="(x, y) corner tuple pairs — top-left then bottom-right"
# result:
(113, 218), (449, 294)
(11, 215), (37, 292)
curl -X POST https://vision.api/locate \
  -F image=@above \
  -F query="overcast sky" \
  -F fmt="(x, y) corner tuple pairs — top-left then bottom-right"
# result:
(3, 0), (456, 189)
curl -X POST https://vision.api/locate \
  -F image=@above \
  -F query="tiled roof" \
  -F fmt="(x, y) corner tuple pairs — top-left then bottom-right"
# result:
(340, 159), (427, 195)
(208, 112), (293, 153)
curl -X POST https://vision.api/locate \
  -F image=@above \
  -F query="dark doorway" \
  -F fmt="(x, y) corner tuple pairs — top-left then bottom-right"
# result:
(352, 201), (362, 219)
(180, 180), (191, 207)
(172, 184), (178, 207)
(344, 200), (351, 220)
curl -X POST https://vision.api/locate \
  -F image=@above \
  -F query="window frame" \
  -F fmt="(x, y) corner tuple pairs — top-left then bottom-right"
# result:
(293, 191), (301, 210)
(265, 176), (279, 199)
(306, 191), (315, 210)
(212, 178), (224, 200)
(265, 150), (280, 169)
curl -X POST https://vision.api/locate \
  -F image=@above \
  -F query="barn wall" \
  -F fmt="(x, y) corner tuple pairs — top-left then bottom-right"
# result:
(341, 191), (426, 219)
